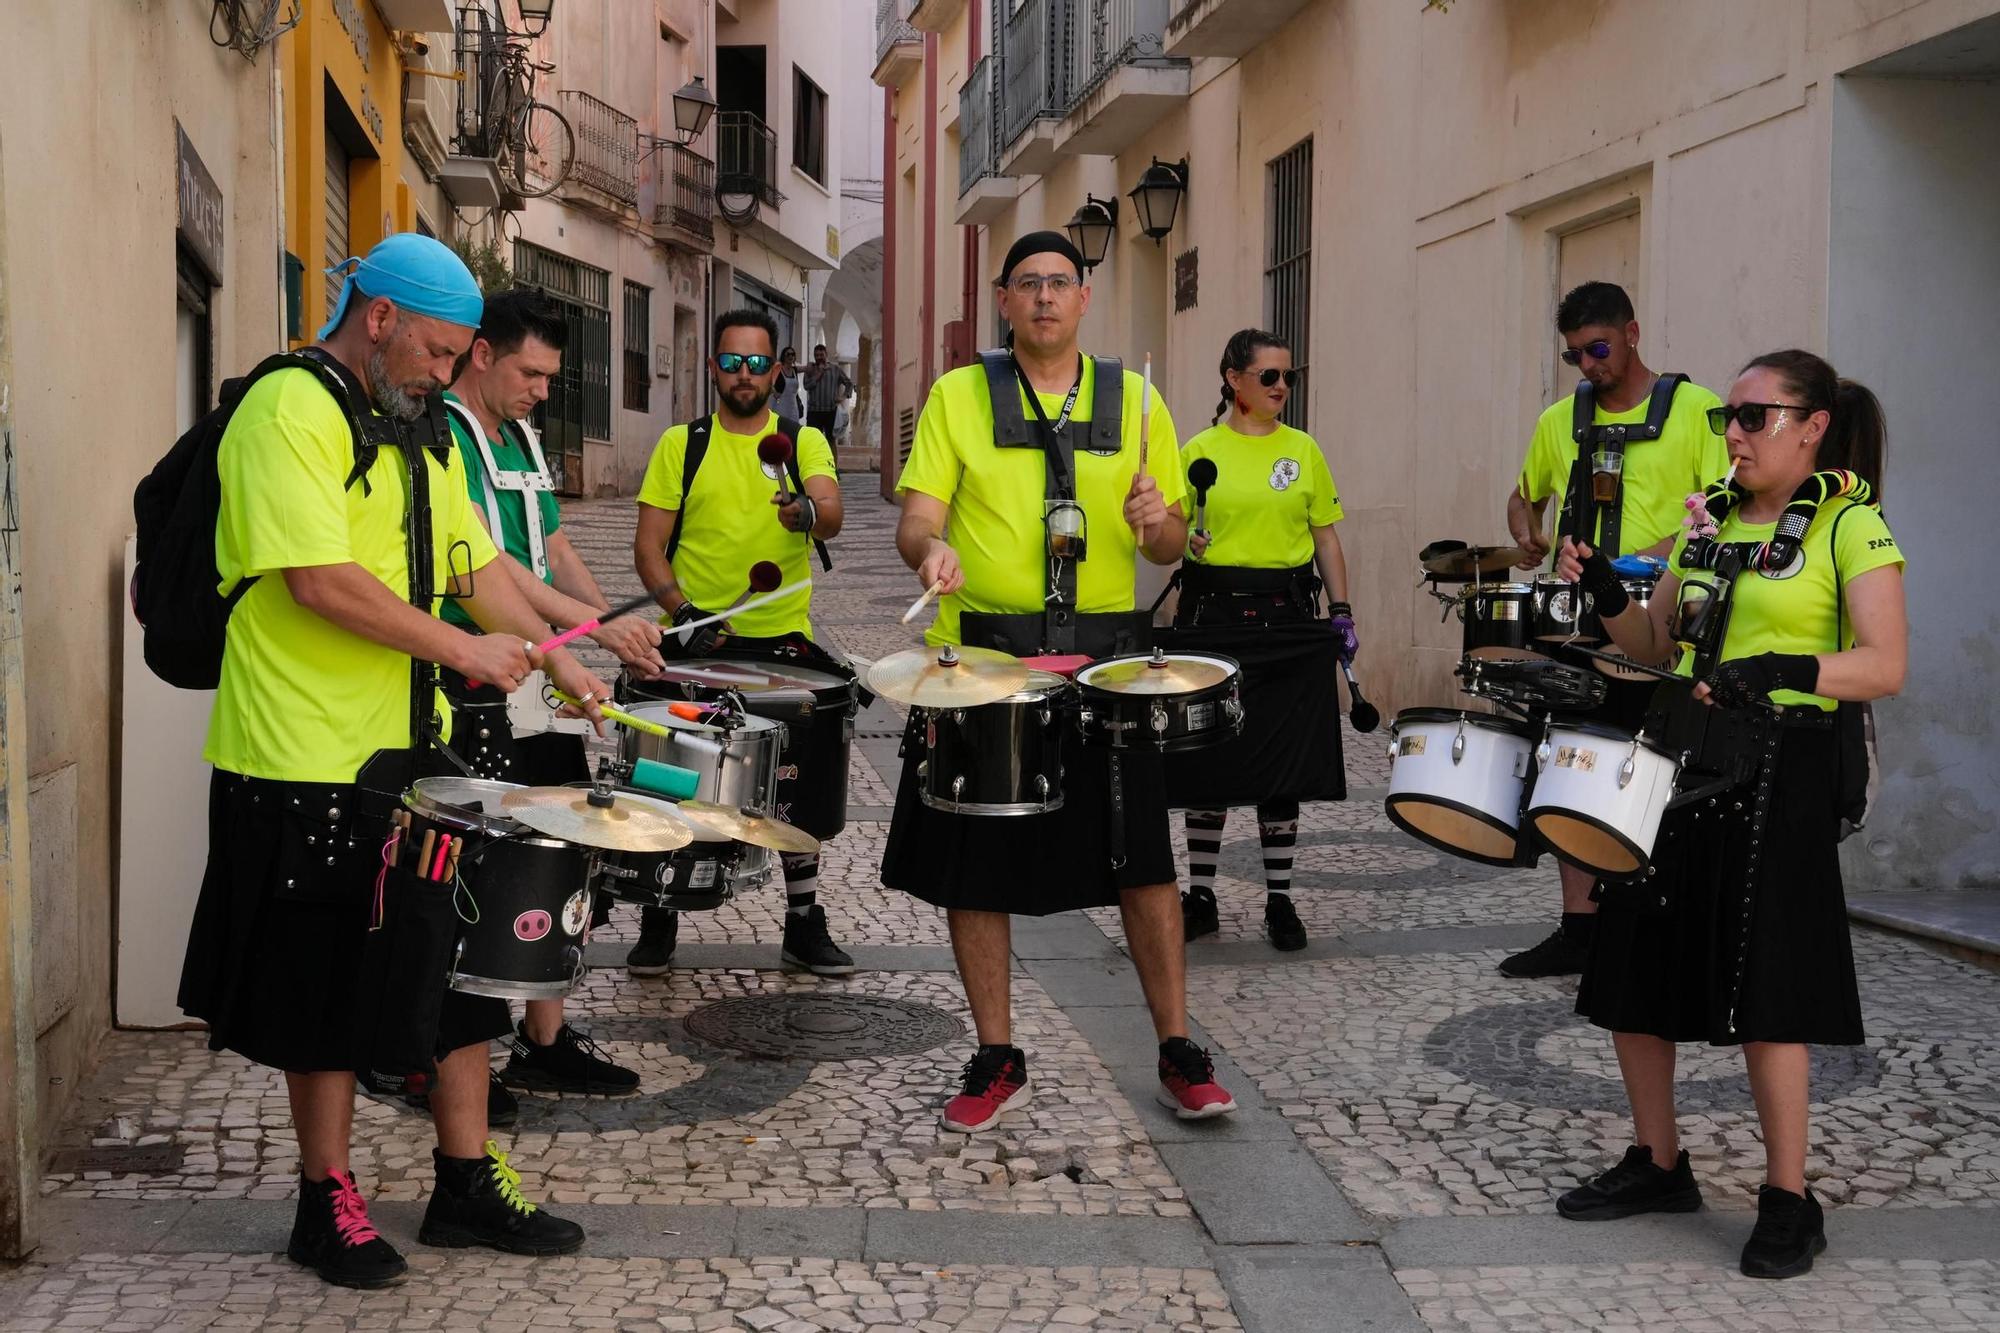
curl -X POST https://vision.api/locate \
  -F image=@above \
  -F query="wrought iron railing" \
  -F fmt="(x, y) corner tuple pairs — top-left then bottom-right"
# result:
(453, 5), (511, 158)
(875, 0), (919, 67)
(717, 110), (783, 211)
(1001, 0), (1069, 149)
(959, 54), (998, 194)
(1065, 0), (1182, 111)
(654, 143), (716, 248)
(559, 90), (639, 206)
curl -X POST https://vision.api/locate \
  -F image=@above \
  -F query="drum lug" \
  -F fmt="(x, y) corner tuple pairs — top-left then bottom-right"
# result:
(1223, 698), (1243, 724)
(1536, 739), (1552, 770)
(1036, 774), (1050, 799)
(952, 709), (966, 725)
(566, 946), (586, 989)
(916, 760), (928, 780)
(447, 937), (465, 990)
(1039, 707), (1052, 727)
(1150, 704), (1169, 735)
(951, 774), (965, 799)
(1619, 744), (1638, 790)
(1451, 724), (1467, 766)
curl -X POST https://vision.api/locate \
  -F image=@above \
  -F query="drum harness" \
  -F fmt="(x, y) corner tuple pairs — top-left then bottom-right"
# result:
(1562, 373), (1689, 557)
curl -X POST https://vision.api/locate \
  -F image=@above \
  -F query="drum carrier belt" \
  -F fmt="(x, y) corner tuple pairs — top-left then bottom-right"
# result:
(1563, 373), (1687, 556)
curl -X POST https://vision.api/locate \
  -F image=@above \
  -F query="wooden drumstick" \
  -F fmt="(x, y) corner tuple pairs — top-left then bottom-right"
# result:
(1138, 353), (1153, 476)
(901, 580), (945, 625)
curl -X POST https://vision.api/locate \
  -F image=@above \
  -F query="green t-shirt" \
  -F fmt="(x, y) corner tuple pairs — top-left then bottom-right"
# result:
(897, 358), (1185, 648)
(440, 395), (562, 629)
(206, 369), (499, 782)
(1518, 380), (1730, 556)
(1181, 421), (1341, 568)
(1669, 496), (1904, 710)
(635, 413), (837, 639)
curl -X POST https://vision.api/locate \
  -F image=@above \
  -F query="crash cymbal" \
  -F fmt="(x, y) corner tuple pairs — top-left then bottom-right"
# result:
(1422, 544), (1537, 579)
(500, 787), (694, 852)
(673, 801), (821, 854)
(866, 644), (1029, 708)
(1078, 651), (1232, 695)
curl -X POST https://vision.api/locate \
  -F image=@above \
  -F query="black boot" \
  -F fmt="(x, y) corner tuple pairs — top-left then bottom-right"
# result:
(287, 1170), (407, 1289)
(418, 1142), (585, 1256)
(1557, 1144), (1703, 1221)
(1740, 1185), (1827, 1279)
(626, 906), (678, 976)
(1498, 913), (1595, 978)
(782, 903), (856, 976)
(1264, 895), (1307, 951)
(1182, 889), (1219, 941)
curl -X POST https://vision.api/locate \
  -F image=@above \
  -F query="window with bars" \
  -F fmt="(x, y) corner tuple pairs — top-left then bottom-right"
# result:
(793, 67), (827, 185)
(514, 241), (612, 493)
(1264, 137), (1313, 430)
(623, 281), (651, 413)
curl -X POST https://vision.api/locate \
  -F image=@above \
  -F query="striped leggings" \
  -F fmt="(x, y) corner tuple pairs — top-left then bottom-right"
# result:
(1183, 800), (1301, 899)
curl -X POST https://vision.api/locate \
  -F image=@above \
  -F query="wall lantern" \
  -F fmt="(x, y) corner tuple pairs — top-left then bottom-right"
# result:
(1062, 194), (1119, 272)
(516, 0), (556, 38)
(1128, 158), (1189, 244)
(672, 76), (718, 142)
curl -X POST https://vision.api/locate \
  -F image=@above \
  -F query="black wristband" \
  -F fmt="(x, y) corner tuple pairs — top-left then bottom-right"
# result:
(1328, 601), (1354, 619)
(1577, 547), (1629, 618)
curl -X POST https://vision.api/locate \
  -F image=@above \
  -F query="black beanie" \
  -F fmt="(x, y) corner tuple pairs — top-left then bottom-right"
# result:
(996, 230), (1085, 287)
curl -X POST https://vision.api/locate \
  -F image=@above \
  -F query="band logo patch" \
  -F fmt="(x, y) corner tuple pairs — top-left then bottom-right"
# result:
(1554, 746), (1597, 772)
(1398, 735), (1426, 756)
(561, 889), (592, 937)
(777, 764), (800, 782)
(514, 910), (553, 942)
(761, 458), (784, 481)
(1269, 458), (1301, 491)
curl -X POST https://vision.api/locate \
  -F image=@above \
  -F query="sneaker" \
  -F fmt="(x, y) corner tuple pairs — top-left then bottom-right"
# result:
(501, 1022), (640, 1095)
(1264, 896), (1308, 952)
(1155, 1037), (1238, 1120)
(405, 1069), (518, 1128)
(781, 904), (856, 976)
(627, 906), (678, 976)
(941, 1045), (1030, 1133)
(1557, 1144), (1704, 1221)
(1740, 1185), (1827, 1279)
(418, 1141), (585, 1256)
(287, 1170), (408, 1289)
(1497, 923), (1588, 978)
(1182, 890), (1219, 941)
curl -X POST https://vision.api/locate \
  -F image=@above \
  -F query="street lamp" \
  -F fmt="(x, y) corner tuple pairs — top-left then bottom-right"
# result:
(672, 76), (718, 142)
(1128, 158), (1188, 244)
(516, 0), (555, 38)
(1063, 194), (1118, 272)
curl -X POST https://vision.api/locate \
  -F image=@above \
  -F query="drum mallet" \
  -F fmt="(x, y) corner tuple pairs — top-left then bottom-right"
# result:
(1339, 659), (1381, 733)
(1187, 458), (1217, 545)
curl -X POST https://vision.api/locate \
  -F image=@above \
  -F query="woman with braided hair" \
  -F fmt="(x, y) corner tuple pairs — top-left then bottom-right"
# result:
(1550, 349), (1907, 1279)
(1164, 329), (1353, 951)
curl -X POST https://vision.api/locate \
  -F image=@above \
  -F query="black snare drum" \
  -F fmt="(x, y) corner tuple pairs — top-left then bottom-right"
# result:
(1458, 583), (1542, 660)
(587, 790), (741, 910)
(1528, 576), (1596, 645)
(918, 670), (1073, 815)
(1075, 651), (1244, 752)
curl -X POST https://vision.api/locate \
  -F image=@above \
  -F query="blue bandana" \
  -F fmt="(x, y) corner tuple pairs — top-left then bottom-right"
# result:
(318, 233), (484, 341)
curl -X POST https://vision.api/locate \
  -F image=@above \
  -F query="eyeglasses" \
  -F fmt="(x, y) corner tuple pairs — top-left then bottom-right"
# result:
(1559, 339), (1615, 366)
(1006, 273), (1079, 298)
(1250, 368), (1300, 389)
(1706, 402), (1809, 436)
(715, 353), (775, 375)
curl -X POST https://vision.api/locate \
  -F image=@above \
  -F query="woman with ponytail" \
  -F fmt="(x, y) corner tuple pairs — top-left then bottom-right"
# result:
(1552, 349), (1907, 1279)
(1165, 329), (1354, 952)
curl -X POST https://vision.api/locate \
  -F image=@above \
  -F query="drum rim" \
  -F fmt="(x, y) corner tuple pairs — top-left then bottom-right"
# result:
(640, 658), (857, 705)
(917, 791), (1067, 816)
(406, 776), (530, 833)
(619, 701), (786, 736)
(1541, 720), (1676, 756)
(1523, 805), (1649, 879)
(1458, 583), (1535, 597)
(1392, 707), (1538, 738)
(1075, 651), (1241, 685)
(1384, 792), (1523, 868)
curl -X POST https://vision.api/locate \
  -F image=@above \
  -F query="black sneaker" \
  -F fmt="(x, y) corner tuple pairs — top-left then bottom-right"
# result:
(418, 1141), (585, 1256)
(627, 906), (678, 976)
(1182, 890), (1219, 941)
(405, 1069), (517, 1128)
(1557, 1145), (1704, 1221)
(1264, 896), (1308, 951)
(782, 904), (856, 976)
(1740, 1185), (1827, 1279)
(501, 1022), (640, 1095)
(1498, 923), (1588, 978)
(287, 1170), (408, 1289)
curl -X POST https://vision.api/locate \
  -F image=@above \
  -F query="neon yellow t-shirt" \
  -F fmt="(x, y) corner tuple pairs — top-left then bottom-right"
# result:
(1518, 380), (1729, 556)
(636, 413), (837, 639)
(1669, 496), (1904, 710)
(1181, 421), (1341, 569)
(205, 368), (499, 782)
(898, 358), (1185, 648)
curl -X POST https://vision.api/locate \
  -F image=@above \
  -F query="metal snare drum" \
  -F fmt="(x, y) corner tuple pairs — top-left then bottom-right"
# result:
(917, 670), (1073, 815)
(616, 704), (784, 886)
(587, 789), (742, 911)
(1529, 576), (1596, 645)
(1458, 583), (1542, 660)
(1074, 652), (1244, 752)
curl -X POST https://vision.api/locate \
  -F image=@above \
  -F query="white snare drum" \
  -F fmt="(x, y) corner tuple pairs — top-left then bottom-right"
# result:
(1525, 721), (1680, 878)
(1384, 709), (1536, 867)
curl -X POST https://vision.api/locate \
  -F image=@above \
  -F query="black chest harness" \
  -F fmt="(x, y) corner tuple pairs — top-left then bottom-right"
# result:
(1563, 373), (1688, 555)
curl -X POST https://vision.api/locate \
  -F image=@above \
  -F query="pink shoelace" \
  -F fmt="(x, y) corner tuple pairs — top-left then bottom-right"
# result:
(327, 1171), (383, 1247)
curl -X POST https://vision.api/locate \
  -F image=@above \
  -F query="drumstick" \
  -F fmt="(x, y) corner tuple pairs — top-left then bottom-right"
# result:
(1566, 644), (1775, 713)
(901, 580), (944, 625)
(464, 580), (679, 688)
(1138, 353), (1153, 476)
(551, 689), (725, 738)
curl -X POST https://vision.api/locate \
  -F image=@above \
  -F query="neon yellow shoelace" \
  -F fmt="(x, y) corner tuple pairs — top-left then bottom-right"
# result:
(482, 1140), (538, 1216)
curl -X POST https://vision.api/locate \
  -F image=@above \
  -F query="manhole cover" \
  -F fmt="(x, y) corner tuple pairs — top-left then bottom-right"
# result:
(683, 994), (964, 1060)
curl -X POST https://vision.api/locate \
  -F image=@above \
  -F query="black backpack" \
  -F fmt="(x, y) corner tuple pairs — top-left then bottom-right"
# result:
(131, 347), (379, 689)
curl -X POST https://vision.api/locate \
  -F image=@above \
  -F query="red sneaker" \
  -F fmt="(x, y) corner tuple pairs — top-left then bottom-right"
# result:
(1156, 1038), (1237, 1119)
(941, 1045), (1030, 1132)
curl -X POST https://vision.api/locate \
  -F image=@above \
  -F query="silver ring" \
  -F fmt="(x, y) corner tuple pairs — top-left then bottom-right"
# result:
(579, 690), (598, 704)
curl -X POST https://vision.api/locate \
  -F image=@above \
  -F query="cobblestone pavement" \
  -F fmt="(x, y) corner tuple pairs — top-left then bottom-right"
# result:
(10, 491), (1998, 1330)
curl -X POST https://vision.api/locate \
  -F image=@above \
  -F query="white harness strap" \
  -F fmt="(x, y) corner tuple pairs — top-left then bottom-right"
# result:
(446, 399), (555, 580)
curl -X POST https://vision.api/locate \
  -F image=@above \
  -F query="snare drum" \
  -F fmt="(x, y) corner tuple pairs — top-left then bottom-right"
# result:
(1458, 584), (1543, 660)
(918, 670), (1073, 815)
(1383, 709), (1536, 867)
(617, 704), (784, 886)
(587, 789), (742, 910)
(1529, 576), (1595, 645)
(1525, 722), (1679, 878)
(1074, 652), (1243, 752)
(403, 777), (595, 1002)
(1585, 573), (1666, 681)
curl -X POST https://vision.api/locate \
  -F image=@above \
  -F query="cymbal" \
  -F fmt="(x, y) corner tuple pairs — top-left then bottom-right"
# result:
(1079, 652), (1232, 695)
(866, 644), (1028, 708)
(673, 801), (821, 854)
(500, 787), (694, 852)
(1422, 544), (1536, 579)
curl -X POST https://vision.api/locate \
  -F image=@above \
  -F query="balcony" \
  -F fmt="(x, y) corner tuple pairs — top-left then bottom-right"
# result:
(907, 0), (968, 32)
(873, 0), (922, 87)
(956, 55), (1017, 224)
(1056, 0), (1190, 157)
(559, 90), (640, 210)
(1163, 0), (1315, 58)
(999, 0), (1068, 176)
(716, 110), (783, 214)
(438, 7), (510, 208)
(375, 0), (456, 33)
(652, 143), (716, 252)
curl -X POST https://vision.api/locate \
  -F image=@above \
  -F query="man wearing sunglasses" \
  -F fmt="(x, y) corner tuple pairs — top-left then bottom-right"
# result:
(631, 308), (852, 977)
(1498, 281), (1729, 981)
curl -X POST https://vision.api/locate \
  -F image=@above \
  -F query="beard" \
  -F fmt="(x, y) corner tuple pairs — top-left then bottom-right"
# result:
(724, 382), (772, 418)
(366, 344), (442, 421)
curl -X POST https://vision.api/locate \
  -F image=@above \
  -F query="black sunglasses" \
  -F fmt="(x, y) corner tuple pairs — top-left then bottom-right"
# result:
(715, 353), (775, 375)
(1706, 402), (1810, 436)
(1559, 339), (1615, 366)
(1248, 368), (1299, 388)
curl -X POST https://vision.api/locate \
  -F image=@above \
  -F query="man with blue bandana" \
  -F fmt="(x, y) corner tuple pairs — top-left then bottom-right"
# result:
(177, 234), (610, 1287)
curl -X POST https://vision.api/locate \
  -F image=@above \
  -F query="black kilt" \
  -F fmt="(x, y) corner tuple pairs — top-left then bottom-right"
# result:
(1156, 620), (1346, 809)
(178, 770), (512, 1073)
(1576, 720), (1863, 1046)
